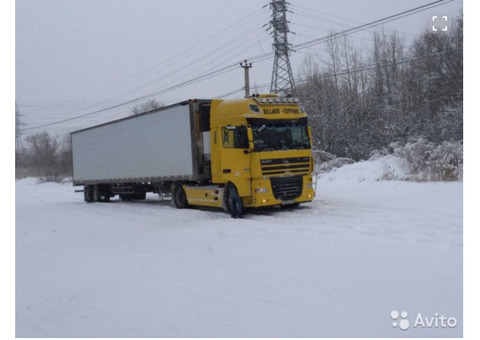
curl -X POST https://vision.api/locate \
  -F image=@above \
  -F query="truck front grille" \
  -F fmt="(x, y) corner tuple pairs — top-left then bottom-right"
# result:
(261, 157), (310, 176)
(270, 176), (303, 201)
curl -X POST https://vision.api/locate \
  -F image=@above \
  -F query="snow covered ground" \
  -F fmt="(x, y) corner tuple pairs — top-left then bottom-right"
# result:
(15, 157), (463, 337)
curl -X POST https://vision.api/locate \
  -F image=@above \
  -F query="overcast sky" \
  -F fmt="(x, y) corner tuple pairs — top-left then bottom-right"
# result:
(15, 0), (463, 137)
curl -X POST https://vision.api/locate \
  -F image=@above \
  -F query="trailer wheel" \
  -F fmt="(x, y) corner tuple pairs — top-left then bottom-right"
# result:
(84, 185), (93, 203)
(173, 184), (189, 209)
(93, 185), (101, 202)
(226, 183), (243, 219)
(99, 186), (111, 202)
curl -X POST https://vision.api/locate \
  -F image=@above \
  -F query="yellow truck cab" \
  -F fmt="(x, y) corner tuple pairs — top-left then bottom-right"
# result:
(183, 94), (315, 217)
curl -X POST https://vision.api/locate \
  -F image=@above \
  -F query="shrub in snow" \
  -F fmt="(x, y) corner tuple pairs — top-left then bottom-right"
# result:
(389, 138), (463, 181)
(313, 149), (354, 174)
(312, 149), (336, 164)
(317, 138), (462, 182)
(318, 157), (355, 173)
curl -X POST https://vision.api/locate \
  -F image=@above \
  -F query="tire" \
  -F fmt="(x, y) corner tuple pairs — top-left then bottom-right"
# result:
(173, 183), (189, 209)
(84, 185), (93, 203)
(93, 185), (101, 202)
(226, 183), (243, 219)
(100, 186), (111, 202)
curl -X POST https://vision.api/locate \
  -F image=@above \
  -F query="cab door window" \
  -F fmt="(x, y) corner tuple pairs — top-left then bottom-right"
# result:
(221, 126), (248, 149)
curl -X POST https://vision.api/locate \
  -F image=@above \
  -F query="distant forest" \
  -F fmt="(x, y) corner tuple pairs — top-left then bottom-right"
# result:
(296, 13), (463, 161)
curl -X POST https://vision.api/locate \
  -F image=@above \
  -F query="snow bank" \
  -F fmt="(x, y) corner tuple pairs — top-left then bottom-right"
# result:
(317, 155), (410, 183)
(317, 138), (463, 183)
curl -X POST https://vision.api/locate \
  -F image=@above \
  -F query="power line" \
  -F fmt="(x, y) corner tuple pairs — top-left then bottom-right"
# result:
(217, 51), (446, 99)
(21, 9), (270, 131)
(24, 0), (454, 132)
(293, 0), (453, 51)
(23, 63), (238, 131)
(65, 8), (266, 105)
(21, 8), (268, 128)
(296, 52), (443, 84)
(113, 11), (268, 100)
(243, 0), (453, 66)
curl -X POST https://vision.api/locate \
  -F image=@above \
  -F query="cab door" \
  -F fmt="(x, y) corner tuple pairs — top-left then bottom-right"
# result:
(217, 125), (252, 197)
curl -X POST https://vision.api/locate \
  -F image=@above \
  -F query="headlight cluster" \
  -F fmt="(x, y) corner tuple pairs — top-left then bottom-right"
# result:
(255, 187), (269, 194)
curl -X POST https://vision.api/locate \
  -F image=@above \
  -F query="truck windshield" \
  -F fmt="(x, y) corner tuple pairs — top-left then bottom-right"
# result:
(251, 120), (311, 151)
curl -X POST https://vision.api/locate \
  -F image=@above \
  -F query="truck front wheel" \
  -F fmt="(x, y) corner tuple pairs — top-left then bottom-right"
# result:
(225, 183), (243, 219)
(173, 184), (189, 209)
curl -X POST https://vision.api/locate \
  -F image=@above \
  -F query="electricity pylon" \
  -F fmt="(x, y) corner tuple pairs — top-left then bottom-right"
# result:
(267, 0), (296, 96)
(15, 102), (25, 150)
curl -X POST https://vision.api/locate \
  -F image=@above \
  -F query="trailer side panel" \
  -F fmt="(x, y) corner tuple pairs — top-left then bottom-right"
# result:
(72, 104), (194, 184)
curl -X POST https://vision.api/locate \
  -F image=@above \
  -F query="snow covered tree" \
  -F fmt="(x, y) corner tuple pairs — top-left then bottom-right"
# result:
(296, 12), (462, 161)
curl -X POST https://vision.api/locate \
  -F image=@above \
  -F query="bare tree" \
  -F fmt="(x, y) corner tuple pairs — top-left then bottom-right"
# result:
(16, 132), (74, 181)
(24, 132), (59, 180)
(57, 135), (72, 177)
(131, 99), (163, 116)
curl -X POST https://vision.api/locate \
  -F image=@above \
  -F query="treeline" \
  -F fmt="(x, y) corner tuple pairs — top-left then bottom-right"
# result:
(297, 13), (463, 161)
(16, 132), (72, 181)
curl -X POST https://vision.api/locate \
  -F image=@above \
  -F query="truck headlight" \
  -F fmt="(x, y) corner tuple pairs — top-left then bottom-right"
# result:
(305, 183), (313, 189)
(255, 187), (268, 194)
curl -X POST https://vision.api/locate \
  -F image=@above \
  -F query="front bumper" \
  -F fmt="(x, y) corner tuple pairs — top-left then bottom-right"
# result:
(245, 174), (315, 208)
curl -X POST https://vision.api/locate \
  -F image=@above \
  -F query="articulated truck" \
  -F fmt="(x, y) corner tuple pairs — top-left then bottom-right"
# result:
(71, 94), (315, 218)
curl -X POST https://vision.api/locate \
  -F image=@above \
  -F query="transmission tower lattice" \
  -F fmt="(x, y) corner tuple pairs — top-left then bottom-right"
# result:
(15, 102), (25, 150)
(267, 0), (296, 96)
